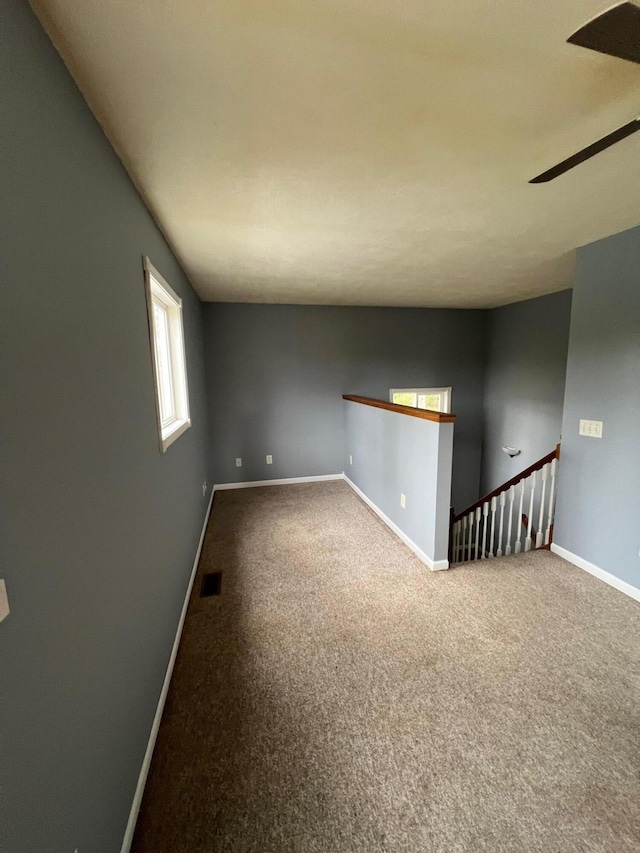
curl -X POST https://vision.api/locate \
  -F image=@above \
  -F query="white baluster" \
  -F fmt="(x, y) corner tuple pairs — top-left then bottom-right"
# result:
(454, 520), (461, 562)
(505, 485), (515, 556)
(497, 491), (506, 557)
(452, 520), (456, 562)
(525, 471), (536, 552)
(515, 480), (525, 554)
(480, 501), (489, 559)
(474, 507), (482, 561)
(452, 521), (457, 562)
(545, 457), (557, 545)
(536, 464), (548, 548)
(467, 511), (474, 561)
(488, 496), (497, 557)
(460, 516), (466, 562)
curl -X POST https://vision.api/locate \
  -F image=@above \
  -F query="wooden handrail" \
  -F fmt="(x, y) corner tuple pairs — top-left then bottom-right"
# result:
(453, 444), (560, 523)
(342, 395), (456, 423)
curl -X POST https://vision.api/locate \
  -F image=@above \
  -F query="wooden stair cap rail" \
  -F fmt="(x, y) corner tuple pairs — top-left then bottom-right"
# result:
(342, 394), (456, 423)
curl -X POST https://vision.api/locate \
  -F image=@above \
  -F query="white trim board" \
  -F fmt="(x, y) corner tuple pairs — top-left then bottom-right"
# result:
(551, 544), (640, 603)
(344, 475), (448, 572)
(213, 473), (344, 491)
(120, 487), (215, 853)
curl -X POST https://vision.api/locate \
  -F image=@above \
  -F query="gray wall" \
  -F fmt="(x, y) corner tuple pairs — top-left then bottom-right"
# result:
(204, 303), (487, 510)
(480, 290), (572, 494)
(0, 2), (211, 851)
(554, 226), (640, 590)
(345, 401), (453, 565)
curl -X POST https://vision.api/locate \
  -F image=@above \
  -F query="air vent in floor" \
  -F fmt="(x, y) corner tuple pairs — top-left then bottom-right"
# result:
(200, 572), (222, 597)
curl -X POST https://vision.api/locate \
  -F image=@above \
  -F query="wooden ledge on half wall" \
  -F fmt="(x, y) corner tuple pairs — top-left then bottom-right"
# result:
(342, 395), (456, 423)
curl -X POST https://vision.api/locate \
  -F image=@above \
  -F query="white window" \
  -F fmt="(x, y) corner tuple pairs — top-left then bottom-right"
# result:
(143, 258), (191, 451)
(390, 387), (452, 413)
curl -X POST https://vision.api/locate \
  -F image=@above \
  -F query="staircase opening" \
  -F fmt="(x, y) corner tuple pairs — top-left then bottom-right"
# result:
(450, 445), (560, 564)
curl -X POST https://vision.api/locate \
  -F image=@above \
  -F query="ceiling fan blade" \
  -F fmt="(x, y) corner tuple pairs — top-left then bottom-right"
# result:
(567, 2), (640, 65)
(529, 117), (640, 183)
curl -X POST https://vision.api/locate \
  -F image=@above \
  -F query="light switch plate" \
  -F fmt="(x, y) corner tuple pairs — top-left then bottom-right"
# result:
(266, 455), (273, 464)
(579, 419), (603, 438)
(0, 580), (9, 623)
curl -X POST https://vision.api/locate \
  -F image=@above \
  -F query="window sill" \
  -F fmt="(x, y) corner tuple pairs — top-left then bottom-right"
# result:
(160, 418), (191, 452)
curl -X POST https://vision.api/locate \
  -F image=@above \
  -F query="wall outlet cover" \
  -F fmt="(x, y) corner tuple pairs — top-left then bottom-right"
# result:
(0, 580), (8, 623)
(266, 455), (273, 464)
(236, 457), (242, 467)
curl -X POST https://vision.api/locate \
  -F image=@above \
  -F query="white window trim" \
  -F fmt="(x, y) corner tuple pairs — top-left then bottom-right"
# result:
(143, 257), (191, 452)
(390, 387), (452, 413)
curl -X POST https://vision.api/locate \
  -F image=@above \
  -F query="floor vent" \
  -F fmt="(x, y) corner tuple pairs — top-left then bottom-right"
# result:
(200, 572), (222, 597)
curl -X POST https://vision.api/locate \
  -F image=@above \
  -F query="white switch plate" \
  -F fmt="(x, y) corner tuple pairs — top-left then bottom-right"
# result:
(349, 455), (353, 465)
(235, 457), (242, 467)
(202, 481), (207, 496)
(0, 580), (9, 623)
(579, 419), (603, 438)
(400, 493), (406, 509)
(266, 455), (273, 464)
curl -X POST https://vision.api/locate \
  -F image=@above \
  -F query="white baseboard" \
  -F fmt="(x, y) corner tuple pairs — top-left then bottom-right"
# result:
(213, 473), (344, 491)
(344, 476), (448, 571)
(120, 487), (215, 853)
(551, 543), (640, 603)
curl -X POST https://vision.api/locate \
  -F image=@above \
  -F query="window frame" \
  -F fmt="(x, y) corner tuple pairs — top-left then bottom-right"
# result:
(143, 257), (191, 452)
(389, 386), (452, 414)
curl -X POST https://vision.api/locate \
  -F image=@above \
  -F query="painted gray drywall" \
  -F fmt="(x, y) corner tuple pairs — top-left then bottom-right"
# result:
(344, 401), (453, 564)
(204, 303), (486, 511)
(0, 2), (211, 851)
(554, 225), (640, 590)
(480, 290), (572, 495)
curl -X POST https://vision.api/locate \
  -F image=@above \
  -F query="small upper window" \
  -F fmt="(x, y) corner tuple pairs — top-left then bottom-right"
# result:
(390, 387), (452, 413)
(143, 258), (191, 451)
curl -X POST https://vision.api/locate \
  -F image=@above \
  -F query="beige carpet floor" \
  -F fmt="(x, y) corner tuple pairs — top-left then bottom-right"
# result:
(132, 480), (640, 853)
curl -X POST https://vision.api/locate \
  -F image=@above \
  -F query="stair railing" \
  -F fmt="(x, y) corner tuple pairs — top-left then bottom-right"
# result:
(450, 445), (560, 564)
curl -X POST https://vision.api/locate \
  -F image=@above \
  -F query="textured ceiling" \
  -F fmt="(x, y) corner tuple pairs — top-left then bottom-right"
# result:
(32, 0), (640, 307)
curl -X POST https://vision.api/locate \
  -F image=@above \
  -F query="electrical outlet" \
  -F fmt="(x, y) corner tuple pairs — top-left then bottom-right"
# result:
(349, 454), (353, 465)
(266, 455), (273, 465)
(0, 580), (9, 623)
(236, 457), (242, 467)
(400, 493), (406, 509)
(202, 481), (207, 497)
